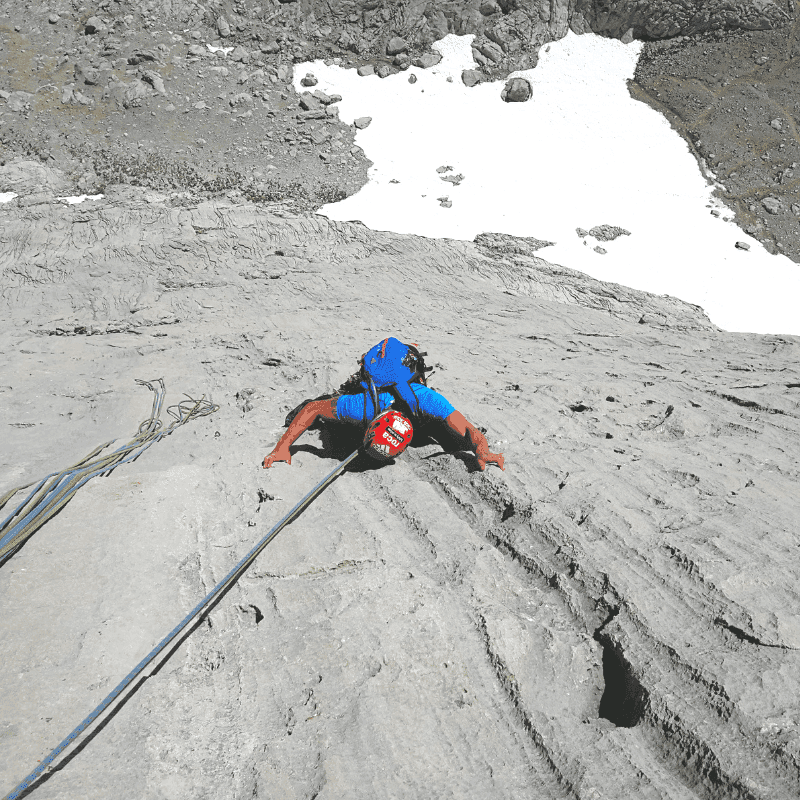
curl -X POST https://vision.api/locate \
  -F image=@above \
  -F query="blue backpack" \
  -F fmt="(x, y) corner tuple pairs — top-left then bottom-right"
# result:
(359, 338), (431, 422)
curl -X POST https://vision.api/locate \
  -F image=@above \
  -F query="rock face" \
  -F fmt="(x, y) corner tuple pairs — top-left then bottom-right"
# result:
(578, 0), (789, 39)
(1, 169), (799, 799)
(632, 23), (800, 261)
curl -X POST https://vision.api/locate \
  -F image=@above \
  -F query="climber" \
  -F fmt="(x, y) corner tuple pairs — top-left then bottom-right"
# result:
(262, 338), (505, 472)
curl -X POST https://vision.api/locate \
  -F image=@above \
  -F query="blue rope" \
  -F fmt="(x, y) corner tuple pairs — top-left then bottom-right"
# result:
(2, 448), (360, 800)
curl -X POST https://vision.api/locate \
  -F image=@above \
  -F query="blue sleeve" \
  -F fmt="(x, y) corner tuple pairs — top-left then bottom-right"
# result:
(411, 385), (456, 421)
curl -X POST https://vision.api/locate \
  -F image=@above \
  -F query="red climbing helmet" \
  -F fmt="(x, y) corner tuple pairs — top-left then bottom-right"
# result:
(362, 409), (414, 461)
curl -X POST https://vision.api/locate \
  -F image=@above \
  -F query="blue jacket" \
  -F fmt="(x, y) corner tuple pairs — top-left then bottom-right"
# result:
(336, 384), (455, 424)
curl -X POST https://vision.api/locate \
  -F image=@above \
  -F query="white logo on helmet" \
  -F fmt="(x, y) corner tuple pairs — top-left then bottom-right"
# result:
(392, 418), (410, 435)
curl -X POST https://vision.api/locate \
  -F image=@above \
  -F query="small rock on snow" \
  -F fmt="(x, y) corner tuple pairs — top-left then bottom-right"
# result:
(589, 225), (631, 241)
(301, 73), (318, 87)
(354, 116), (372, 129)
(501, 77), (532, 103)
(414, 53), (442, 69)
(462, 70), (482, 88)
(735, 241), (750, 250)
(357, 65), (375, 77)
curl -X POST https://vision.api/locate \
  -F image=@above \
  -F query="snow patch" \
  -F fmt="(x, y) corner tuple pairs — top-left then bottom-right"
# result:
(294, 32), (800, 336)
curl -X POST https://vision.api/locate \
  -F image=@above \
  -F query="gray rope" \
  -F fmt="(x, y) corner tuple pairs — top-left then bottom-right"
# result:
(0, 380), (219, 565)
(2, 448), (360, 800)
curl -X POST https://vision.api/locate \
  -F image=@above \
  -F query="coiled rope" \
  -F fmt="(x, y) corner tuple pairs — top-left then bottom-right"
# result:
(2, 447), (360, 800)
(0, 379), (219, 566)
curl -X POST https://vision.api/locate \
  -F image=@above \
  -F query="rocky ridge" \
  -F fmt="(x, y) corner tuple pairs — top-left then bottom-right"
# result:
(3, 1), (800, 259)
(1, 165), (799, 799)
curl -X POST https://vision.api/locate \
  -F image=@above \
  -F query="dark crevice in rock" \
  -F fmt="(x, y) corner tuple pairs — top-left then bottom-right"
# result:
(595, 639), (648, 728)
(593, 609), (648, 728)
(710, 390), (789, 416)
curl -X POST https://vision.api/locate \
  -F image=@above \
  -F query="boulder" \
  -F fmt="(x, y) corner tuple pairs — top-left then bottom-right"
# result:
(229, 93), (254, 108)
(299, 92), (322, 112)
(121, 79), (149, 109)
(478, 41), (504, 63)
(128, 51), (159, 66)
(413, 52), (442, 69)
(217, 16), (231, 38)
(461, 69), (483, 88)
(0, 158), (71, 192)
(386, 36), (408, 56)
(84, 16), (105, 35)
(588, 225), (631, 241)
(501, 77), (532, 102)
(5, 91), (33, 112)
(140, 70), (166, 95)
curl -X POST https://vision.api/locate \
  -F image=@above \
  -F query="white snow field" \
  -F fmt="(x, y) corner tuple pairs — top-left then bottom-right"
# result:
(295, 32), (800, 336)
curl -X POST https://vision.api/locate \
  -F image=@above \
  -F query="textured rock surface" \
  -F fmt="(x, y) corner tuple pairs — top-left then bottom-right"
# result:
(1, 170), (799, 799)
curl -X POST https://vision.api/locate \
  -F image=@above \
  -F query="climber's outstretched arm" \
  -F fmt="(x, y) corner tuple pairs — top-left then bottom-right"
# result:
(445, 410), (505, 471)
(262, 398), (338, 468)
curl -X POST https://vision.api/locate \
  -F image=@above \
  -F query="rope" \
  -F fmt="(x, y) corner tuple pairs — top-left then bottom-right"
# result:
(2, 448), (361, 800)
(0, 380), (219, 565)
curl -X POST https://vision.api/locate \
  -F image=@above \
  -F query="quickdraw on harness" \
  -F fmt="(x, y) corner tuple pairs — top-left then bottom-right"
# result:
(357, 337), (433, 424)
